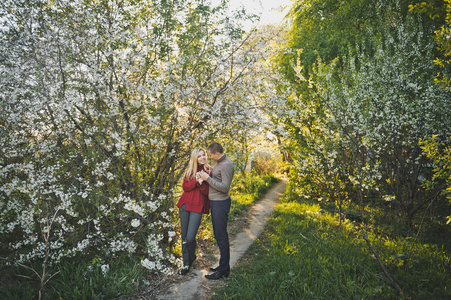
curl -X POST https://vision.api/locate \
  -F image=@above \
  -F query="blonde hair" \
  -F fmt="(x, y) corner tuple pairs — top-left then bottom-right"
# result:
(184, 148), (211, 180)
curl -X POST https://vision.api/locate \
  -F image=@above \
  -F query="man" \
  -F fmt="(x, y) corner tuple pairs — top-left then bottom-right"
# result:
(199, 142), (234, 280)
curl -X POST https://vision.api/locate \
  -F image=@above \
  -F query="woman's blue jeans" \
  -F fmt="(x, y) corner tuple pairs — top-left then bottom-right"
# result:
(179, 204), (203, 267)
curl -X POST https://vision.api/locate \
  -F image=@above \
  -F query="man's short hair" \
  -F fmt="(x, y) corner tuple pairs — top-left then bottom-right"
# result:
(207, 142), (224, 154)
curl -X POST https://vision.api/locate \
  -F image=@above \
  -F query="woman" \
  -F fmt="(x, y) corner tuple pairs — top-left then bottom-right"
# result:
(176, 148), (211, 275)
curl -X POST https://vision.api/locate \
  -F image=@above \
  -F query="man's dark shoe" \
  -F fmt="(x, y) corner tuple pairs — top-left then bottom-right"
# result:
(179, 266), (189, 275)
(209, 266), (219, 272)
(205, 270), (229, 280)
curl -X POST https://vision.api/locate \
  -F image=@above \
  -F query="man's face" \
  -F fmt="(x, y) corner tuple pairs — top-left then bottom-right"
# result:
(207, 150), (221, 162)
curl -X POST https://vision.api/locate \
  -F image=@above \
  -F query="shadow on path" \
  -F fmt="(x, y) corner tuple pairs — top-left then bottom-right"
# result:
(156, 179), (287, 300)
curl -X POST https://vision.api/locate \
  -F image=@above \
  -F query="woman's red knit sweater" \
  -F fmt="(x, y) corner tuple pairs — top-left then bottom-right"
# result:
(176, 166), (210, 214)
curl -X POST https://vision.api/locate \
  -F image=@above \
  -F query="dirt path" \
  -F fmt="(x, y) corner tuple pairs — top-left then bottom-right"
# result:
(155, 179), (287, 300)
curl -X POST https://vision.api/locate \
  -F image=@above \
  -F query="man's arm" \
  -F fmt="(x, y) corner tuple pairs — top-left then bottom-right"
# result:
(205, 164), (234, 194)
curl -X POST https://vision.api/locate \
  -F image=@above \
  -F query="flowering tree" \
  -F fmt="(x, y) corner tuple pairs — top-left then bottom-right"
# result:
(0, 0), (273, 285)
(314, 13), (451, 225)
(273, 0), (451, 228)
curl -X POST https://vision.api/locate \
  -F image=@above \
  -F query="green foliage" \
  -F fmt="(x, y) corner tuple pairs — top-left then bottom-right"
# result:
(283, 0), (373, 78)
(0, 255), (146, 299)
(433, 0), (451, 88)
(211, 190), (451, 299)
(229, 172), (279, 217)
(408, 0), (447, 20)
(281, 0), (445, 82)
(251, 151), (284, 175)
(408, 0), (451, 88)
(420, 136), (451, 223)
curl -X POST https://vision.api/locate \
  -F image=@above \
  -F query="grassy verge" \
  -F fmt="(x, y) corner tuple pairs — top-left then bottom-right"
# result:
(211, 191), (451, 299)
(229, 172), (280, 218)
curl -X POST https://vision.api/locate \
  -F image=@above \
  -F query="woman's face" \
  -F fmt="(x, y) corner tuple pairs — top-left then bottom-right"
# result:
(197, 150), (207, 165)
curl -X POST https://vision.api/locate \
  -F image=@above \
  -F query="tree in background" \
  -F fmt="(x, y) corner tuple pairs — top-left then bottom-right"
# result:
(274, 0), (451, 227)
(315, 12), (451, 226)
(211, 24), (291, 178)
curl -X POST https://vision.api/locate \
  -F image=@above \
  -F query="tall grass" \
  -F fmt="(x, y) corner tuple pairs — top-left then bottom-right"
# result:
(211, 193), (451, 299)
(229, 172), (279, 218)
(0, 255), (147, 299)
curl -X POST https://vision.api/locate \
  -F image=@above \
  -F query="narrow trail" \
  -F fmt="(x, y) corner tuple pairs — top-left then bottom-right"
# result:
(156, 179), (287, 300)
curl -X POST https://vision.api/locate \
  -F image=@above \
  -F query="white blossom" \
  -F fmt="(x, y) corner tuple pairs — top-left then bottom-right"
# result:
(131, 219), (140, 228)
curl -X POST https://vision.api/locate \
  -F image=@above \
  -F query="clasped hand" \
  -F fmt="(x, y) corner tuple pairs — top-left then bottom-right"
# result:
(197, 170), (209, 183)
(196, 171), (209, 184)
(196, 172), (203, 184)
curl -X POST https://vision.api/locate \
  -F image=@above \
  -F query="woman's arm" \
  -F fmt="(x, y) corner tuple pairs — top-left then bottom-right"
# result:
(199, 181), (209, 196)
(182, 177), (197, 192)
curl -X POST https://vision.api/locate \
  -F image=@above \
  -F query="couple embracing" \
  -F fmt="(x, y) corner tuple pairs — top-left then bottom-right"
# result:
(176, 142), (234, 280)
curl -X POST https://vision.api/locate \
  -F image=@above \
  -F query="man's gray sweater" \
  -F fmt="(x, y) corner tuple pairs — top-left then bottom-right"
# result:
(207, 154), (235, 201)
